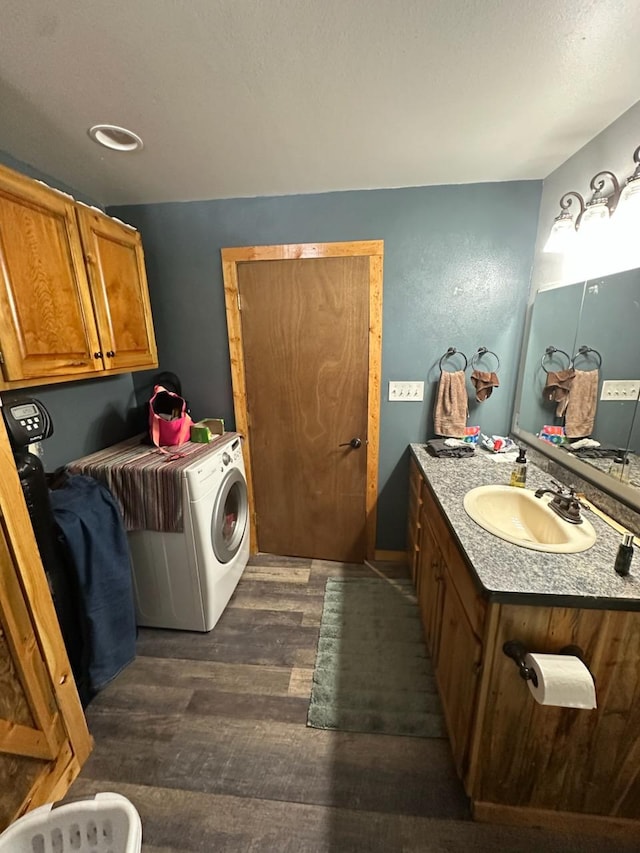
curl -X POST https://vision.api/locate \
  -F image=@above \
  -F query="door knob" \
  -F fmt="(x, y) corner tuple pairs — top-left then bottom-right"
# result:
(94, 351), (103, 359)
(339, 437), (362, 449)
(106, 350), (115, 357)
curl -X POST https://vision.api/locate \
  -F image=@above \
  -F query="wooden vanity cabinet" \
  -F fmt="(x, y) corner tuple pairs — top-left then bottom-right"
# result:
(411, 458), (486, 780)
(0, 163), (157, 390)
(408, 453), (640, 837)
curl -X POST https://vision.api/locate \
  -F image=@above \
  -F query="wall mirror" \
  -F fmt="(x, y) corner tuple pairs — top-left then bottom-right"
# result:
(513, 267), (640, 512)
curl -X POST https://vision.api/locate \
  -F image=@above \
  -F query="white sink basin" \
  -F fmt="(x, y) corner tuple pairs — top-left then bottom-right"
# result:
(463, 485), (597, 553)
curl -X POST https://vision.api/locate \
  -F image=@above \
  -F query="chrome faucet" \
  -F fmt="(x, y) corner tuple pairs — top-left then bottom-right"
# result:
(534, 482), (585, 524)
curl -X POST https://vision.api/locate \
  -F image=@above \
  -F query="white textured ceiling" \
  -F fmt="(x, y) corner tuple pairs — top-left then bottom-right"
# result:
(1, 0), (639, 206)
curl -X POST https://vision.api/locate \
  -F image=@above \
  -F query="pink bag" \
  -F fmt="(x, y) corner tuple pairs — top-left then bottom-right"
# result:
(149, 385), (193, 449)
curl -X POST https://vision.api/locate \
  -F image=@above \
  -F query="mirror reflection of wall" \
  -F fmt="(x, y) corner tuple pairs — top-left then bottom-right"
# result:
(576, 270), (640, 451)
(514, 268), (640, 496)
(517, 282), (582, 437)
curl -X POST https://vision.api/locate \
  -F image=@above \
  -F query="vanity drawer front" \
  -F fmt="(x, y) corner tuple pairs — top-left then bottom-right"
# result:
(422, 481), (486, 638)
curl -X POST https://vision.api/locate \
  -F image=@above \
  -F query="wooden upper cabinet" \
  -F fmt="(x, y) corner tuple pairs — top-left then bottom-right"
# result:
(0, 165), (102, 383)
(76, 206), (158, 372)
(0, 163), (158, 390)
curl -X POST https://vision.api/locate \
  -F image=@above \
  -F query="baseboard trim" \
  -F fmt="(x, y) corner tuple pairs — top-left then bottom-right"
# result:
(372, 550), (406, 562)
(473, 801), (640, 839)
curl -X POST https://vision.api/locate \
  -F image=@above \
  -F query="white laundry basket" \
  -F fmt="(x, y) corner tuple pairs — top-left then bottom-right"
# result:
(0, 792), (142, 853)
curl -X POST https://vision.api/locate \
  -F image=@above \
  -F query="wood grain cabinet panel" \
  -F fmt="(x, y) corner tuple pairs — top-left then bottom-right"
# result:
(435, 565), (482, 779)
(0, 165), (101, 382)
(0, 417), (92, 829)
(406, 463), (423, 584)
(0, 163), (158, 390)
(416, 504), (444, 662)
(76, 206), (157, 372)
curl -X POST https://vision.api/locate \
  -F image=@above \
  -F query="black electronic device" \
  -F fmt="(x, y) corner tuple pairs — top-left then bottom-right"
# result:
(2, 396), (53, 448)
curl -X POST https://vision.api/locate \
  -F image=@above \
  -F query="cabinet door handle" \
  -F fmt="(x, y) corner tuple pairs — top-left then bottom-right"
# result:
(94, 351), (103, 359)
(106, 350), (115, 357)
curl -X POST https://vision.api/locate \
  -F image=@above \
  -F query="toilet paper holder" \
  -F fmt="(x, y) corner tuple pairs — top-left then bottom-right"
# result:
(503, 640), (593, 688)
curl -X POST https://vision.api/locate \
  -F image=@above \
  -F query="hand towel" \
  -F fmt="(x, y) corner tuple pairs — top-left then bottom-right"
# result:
(564, 369), (599, 438)
(426, 438), (474, 458)
(433, 370), (468, 437)
(543, 368), (576, 417)
(471, 370), (499, 402)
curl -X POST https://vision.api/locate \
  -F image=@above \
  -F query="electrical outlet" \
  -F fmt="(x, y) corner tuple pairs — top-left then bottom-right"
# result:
(600, 380), (640, 401)
(389, 381), (424, 401)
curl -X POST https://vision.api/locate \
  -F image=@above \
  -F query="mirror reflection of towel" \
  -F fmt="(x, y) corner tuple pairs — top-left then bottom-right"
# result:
(565, 369), (599, 438)
(543, 368), (575, 417)
(471, 370), (499, 402)
(434, 370), (468, 437)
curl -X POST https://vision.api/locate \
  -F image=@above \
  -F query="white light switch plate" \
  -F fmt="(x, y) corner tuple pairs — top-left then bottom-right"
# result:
(600, 380), (640, 401)
(389, 381), (424, 401)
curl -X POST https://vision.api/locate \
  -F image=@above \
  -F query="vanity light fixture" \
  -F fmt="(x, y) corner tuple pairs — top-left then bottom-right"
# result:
(88, 124), (144, 152)
(577, 171), (620, 242)
(543, 145), (640, 254)
(614, 145), (640, 230)
(542, 191), (584, 254)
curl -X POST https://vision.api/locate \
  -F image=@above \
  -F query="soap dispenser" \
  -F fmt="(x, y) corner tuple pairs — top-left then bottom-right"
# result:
(614, 532), (634, 576)
(510, 448), (527, 488)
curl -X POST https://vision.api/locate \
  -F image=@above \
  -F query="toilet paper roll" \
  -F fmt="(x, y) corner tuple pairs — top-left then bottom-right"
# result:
(524, 653), (597, 709)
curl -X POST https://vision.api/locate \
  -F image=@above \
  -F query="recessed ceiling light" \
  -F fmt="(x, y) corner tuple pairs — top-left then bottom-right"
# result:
(88, 124), (144, 152)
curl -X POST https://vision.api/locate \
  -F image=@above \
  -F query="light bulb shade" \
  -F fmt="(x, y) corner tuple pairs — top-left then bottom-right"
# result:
(613, 178), (640, 228)
(578, 201), (610, 241)
(543, 215), (576, 253)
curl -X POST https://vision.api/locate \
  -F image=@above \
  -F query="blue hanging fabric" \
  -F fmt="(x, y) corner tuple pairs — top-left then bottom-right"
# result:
(50, 475), (136, 695)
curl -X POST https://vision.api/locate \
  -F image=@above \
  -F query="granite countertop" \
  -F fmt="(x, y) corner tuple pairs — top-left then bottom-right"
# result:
(410, 443), (640, 610)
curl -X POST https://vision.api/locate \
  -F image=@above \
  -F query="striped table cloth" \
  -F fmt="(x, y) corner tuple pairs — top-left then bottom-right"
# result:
(66, 433), (239, 533)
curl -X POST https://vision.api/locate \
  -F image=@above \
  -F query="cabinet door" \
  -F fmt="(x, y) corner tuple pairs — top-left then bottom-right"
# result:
(0, 166), (102, 382)
(436, 566), (482, 779)
(407, 458), (423, 585)
(0, 419), (92, 828)
(76, 207), (158, 372)
(416, 508), (444, 662)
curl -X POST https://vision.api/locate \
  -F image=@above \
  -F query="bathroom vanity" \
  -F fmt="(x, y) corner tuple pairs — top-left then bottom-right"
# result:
(408, 444), (640, 837)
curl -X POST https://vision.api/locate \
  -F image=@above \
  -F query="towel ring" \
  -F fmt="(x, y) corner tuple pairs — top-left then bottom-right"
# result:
(571, 345), (602, 370)
(438, 347), (468, 372)
(541, 346), (572, 374)
(470, 346), (500, 372)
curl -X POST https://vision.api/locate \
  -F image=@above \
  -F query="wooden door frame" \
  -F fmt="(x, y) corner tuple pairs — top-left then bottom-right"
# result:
(221, 241), (383, 560)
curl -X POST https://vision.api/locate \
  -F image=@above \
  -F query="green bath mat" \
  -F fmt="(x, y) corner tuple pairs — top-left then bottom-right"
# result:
(307, 577), (446, 738)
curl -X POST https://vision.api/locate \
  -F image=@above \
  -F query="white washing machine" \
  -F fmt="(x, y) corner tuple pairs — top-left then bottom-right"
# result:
(127, 434), (250, 631)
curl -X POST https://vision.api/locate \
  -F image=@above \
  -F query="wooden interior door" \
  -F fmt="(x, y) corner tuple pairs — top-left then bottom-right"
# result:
(223, 242), (383, 563)
(0, 163), (101, 382)
(76, 206), (158, 372)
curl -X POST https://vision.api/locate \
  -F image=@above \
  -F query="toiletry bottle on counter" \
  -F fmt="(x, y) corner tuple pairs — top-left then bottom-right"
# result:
(510, 448), (527, 488)
(608, 452), (631, 484)
(614, 532), (634, 576)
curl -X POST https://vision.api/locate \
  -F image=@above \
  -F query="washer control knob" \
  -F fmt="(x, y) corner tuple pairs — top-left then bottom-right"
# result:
(222, 452), (231, 466)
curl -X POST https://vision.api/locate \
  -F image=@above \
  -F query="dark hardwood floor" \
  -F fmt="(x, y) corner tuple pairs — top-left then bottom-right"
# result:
(69, 556), (638, 852)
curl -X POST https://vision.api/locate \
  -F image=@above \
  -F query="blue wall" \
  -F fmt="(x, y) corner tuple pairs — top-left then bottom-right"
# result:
(110, 181), (541, 549)
(0, 150), (139, 469)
